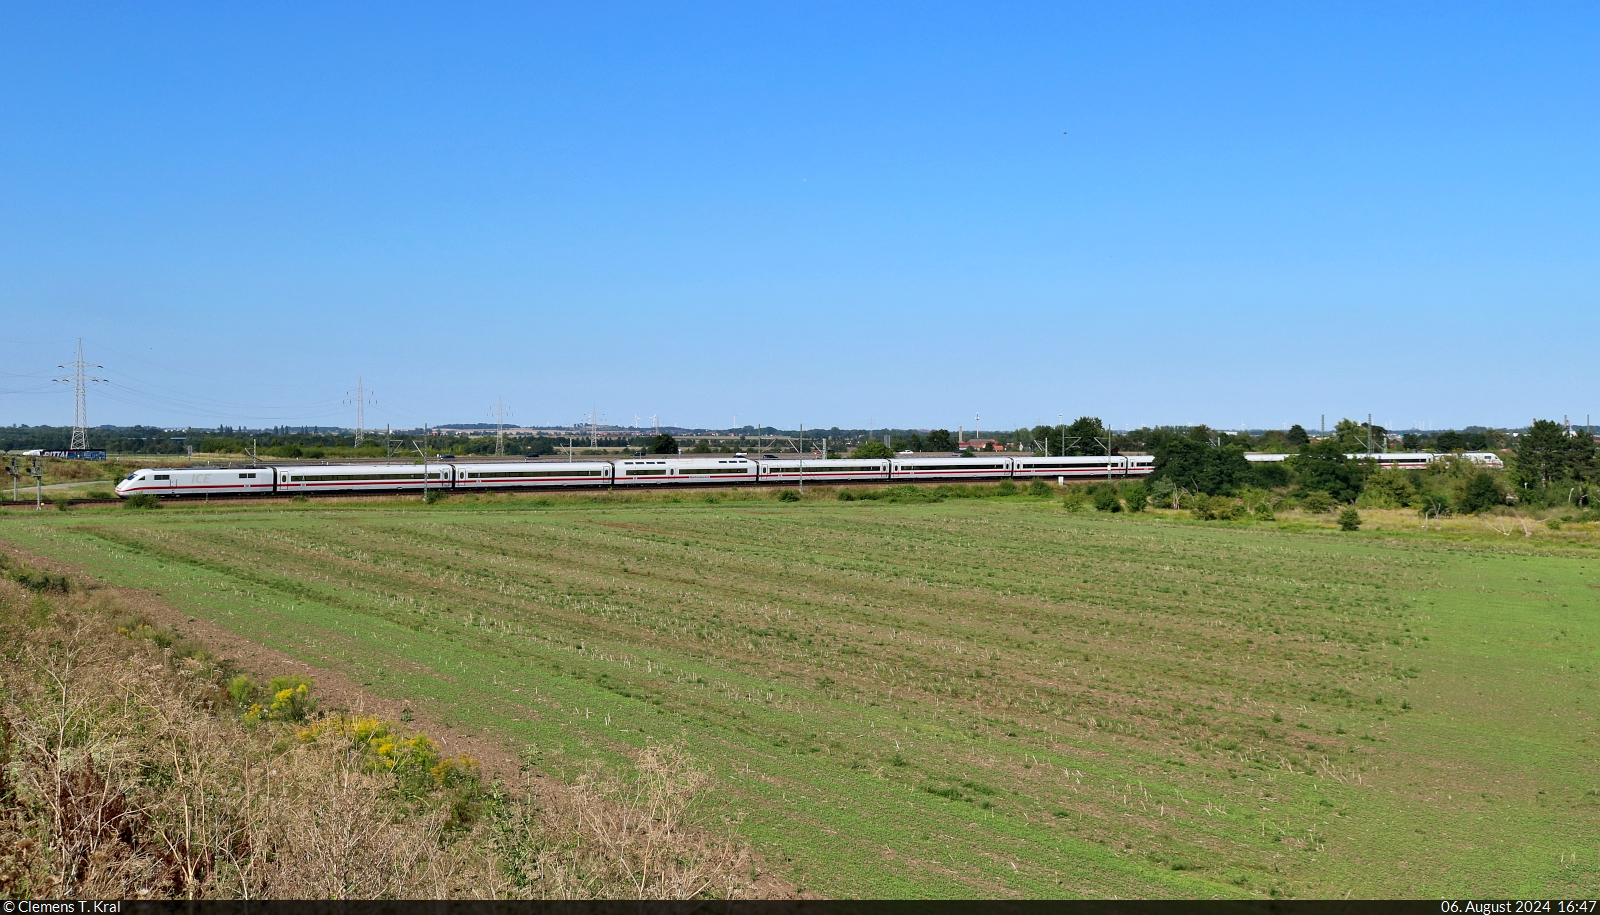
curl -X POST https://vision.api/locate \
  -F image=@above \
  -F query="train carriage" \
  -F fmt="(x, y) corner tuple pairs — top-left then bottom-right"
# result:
(758, 458), (890, 483)
(453, 460), (612, 489)
(612, 457), (755, 486)
(1010, 455), (1153, 480)
(273, 463), (453, 494)
(889, 457), (1012, 481)
(115, 467), (274, 497)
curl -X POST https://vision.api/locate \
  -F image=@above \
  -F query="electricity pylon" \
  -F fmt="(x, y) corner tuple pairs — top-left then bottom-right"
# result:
(54, 339), (105, 451)
(492, 397), (511, 456)
(346, 377), (373, 447)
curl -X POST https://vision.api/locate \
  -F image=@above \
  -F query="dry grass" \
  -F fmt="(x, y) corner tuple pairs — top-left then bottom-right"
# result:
(0, 566), (768, 899)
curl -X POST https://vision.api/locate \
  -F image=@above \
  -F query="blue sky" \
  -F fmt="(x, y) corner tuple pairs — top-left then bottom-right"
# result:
(2, 2), (1596, 433)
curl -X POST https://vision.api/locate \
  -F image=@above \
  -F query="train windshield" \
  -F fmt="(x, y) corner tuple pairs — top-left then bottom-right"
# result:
(124, 473), (138, 481)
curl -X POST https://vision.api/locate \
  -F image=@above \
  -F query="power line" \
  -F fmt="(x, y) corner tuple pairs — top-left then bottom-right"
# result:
(53, 339), (106, 450)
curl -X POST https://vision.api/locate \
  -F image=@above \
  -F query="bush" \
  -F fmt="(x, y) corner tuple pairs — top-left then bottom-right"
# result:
(836, 490), (856, 501)
(1417, 490), (1450, 517)
(1120, 481), (1147, 513)
(1338, 507), (1362, 531)
(996, 480), (1017, 496)
(777, 489), (800, 502)
(1027, 478), (1051, 497)
(244, 676), (317, 723)
(1060, 488), (1090, 512)
(1091, 485), (1121, 513)
(424, 489), (445, 504)
(1190, 496), (1239, 521)
(1299, 491), (1335, 514)
(1358, 469), (1418, 509)
(1148, 478), (1177, 509)
(123, 493), (160, 510)
(1453, 470), (1506, 514)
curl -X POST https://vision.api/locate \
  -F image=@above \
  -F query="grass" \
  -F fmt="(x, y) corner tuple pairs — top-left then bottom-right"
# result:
(2, 490), (1597, 897)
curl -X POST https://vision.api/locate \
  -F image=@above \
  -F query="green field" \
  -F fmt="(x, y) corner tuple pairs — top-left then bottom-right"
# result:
(2, 494), (1597, 897)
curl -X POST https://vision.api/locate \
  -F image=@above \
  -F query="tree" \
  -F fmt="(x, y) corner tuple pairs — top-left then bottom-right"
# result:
(1290, 440), (1363, 502)
(1453, 469), (1505, 514)
(691, 438), (712, 454)
(1513, 419), (1583, 488)
(1148, 436), (1252, 495)
(1333, 417), (1385, 452)
(1433, 430), (1465, 452)
(1338, 507), (1362, 531)
(1063, 416), (1106, 456)
(924, 429), (955, 452)
(1357, 468), (1418, 509)
(648, 433), (678, 454)
(851, 440), (893, 459)
(1285, 424), (1310, 446)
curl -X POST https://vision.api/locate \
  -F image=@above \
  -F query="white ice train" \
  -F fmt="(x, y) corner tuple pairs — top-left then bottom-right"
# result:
(1242, 451), (1505, 470)
(114, 453), (1158, 499)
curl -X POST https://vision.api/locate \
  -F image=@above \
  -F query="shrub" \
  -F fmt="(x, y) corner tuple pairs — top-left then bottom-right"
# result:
(1190, 496), (1239, 521)
(1091, 485), (1121, 513)
(1338, 507), (1362, 531)
(1453, 470), (1505, 514)
(777, 490), (800, 502)
(1060, 488), (1090, 512)
(123, 493), (160, 510)
(1148, 478), (1177, 509)
(1358, 469), (1418, 509)
(1027, 478), (1051, 497)
(836, 490), (856, 501)
(227, 674), (257, 709)
(996, 480), (1017, 496)
(244, 677), (317, 723)
(1237, 487), (1274, 519)
(424, 489), (445, 504)
(1120, 481), (1147, 513)
(1299, 491), (1335, 514)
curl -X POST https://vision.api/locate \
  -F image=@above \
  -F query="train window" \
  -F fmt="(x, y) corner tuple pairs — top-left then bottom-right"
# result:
(153, 474), (170, 480)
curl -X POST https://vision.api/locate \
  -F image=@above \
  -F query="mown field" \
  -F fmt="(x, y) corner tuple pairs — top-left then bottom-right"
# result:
(2, 492), (1596, 898)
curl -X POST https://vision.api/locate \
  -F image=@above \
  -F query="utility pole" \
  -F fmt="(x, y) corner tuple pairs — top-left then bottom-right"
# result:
(7, 456), (20, 502)
(589, 405), (600, 448)
(345, 377), (372, 447)
(29, 457), (43, 510)
(492, 398), (510, 456)
(798, 423), (804, 494)
(413, 432), (429, 502)
(1367, 413), (1373, 454)
(54, 339), (106, 451)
